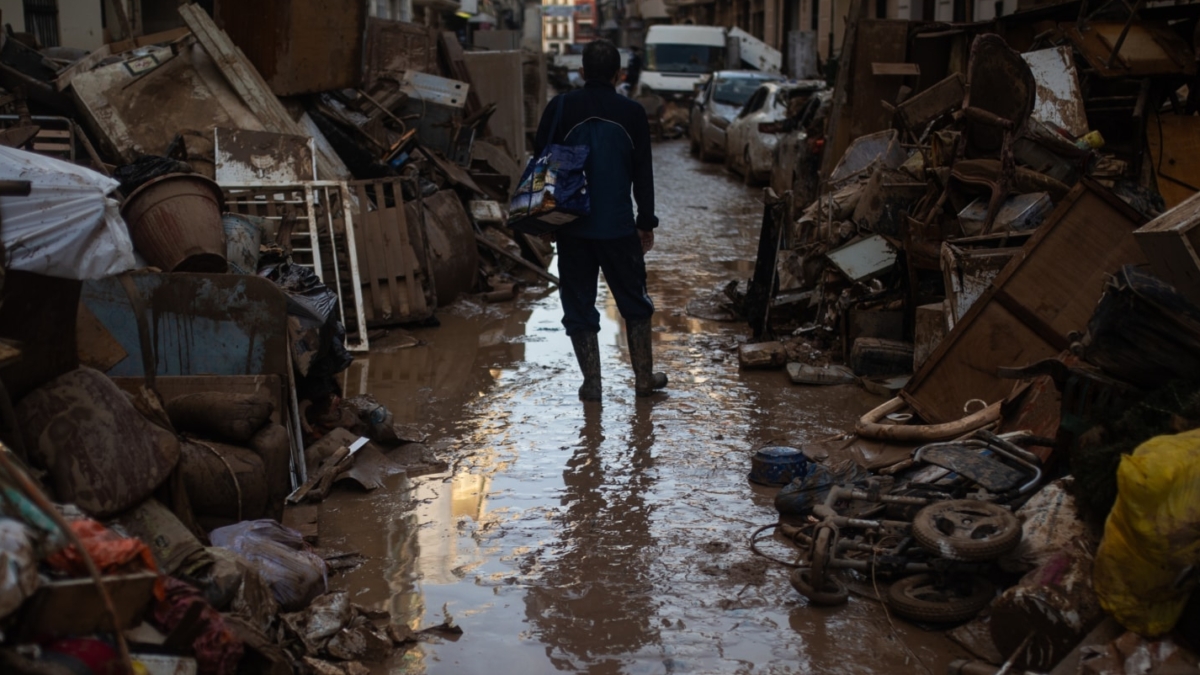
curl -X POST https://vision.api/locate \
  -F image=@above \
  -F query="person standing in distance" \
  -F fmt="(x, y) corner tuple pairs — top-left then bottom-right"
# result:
(626, 45), (643, 93)
(533, 39), (666, 402)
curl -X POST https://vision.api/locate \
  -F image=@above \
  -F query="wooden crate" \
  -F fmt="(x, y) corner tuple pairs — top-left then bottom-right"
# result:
(1134, 190), (1200, 307)
(902, 181), (1147, 423)
(350, 179), (436, 327)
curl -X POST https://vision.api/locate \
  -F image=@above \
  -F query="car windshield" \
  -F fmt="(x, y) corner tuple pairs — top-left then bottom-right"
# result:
(645, 44), (725, 74)
(713, 77), (771, 106)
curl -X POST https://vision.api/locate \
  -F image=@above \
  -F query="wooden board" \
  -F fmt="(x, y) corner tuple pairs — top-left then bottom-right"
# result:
(849, 20), (911, 141)
(364, 17), (438, 84)
(1134, 188), (1200, 307)
(68, 44), (266, 163)
(463, 51), (525, 162)
(214, 0), (365, 96)
(438, 32), (490, 137)
(1146, 112), (1200, 210)
(1062, 21), (1196, 78)
(178, 4), (349, 181)
(350, 179), (436, 327)
(901, 181), (1147, 423)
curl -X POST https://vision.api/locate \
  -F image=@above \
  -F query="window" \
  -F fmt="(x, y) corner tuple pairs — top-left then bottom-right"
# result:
(739, 88), (767, 117)
(713, 76), (774, 106)
(23, 0), (59, 48)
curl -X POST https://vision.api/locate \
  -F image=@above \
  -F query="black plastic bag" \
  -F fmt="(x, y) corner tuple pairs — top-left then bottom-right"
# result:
(113, 156), (193, 195)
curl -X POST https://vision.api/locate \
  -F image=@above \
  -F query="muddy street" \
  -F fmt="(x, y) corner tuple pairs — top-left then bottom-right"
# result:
(322, 141), (968, 674)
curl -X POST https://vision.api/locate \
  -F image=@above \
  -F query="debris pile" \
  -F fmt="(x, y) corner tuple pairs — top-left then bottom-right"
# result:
(737, 3), (1200, 672)
(0, 6), (549, 673)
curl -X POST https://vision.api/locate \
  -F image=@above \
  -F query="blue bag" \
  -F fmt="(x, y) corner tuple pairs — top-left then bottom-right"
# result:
(508, 96), (590, 235)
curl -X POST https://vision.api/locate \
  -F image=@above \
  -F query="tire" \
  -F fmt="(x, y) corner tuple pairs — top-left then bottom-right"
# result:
(912, 500), (1021, 562)
(790, 567), (849, 606)
(689, 133), (700, 156)
(811, 526), (832, 582)
(886, 574), (995, 624)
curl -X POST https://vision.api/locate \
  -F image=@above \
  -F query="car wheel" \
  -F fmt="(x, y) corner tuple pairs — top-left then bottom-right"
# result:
(689, 129), (700, 156)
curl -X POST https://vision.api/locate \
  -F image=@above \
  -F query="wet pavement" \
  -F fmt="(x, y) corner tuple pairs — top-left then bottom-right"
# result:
(321, 140), (969, 673)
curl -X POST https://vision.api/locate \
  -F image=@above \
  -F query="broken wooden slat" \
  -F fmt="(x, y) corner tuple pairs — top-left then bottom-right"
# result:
(350, 180), (434, 327)
(178, 4), (347, 181)
(872, 62), (920, 76)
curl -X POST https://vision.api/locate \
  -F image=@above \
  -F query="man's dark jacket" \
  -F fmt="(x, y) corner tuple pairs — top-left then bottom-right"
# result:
(533, 81), (658, 240)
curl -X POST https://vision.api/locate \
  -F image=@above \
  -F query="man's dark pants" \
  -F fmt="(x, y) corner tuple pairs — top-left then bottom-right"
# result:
(557, 232), (654, 336)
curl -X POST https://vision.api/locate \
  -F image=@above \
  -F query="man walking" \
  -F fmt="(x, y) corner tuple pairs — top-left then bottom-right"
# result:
(533, 39), (666, 402)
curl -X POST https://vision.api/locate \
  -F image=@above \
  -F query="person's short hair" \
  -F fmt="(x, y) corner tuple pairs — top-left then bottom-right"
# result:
(583, 39), (621, 83)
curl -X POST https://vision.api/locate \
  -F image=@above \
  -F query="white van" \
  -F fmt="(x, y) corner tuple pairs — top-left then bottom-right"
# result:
(639, 25), (728, 101)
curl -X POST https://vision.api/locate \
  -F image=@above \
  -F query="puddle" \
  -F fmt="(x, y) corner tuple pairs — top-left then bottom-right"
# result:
(320, 141), (968, 673)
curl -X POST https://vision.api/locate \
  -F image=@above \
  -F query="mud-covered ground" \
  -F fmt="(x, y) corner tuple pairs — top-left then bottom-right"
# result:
(320, 140), (969, 673)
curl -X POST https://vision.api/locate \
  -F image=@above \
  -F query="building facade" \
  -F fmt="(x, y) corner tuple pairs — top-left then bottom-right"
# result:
(541, 0), (575, 53)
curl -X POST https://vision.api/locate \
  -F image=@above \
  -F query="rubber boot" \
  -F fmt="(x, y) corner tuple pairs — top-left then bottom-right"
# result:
(570, 332), (602, 401)
(626, 319), (667, 397)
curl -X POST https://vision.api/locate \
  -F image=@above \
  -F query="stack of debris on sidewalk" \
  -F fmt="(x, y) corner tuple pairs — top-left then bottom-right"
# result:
(0, 5), (552, 673)
(736, 1), (1200, 671)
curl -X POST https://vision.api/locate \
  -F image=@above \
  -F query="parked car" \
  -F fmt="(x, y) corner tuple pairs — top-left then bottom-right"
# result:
(689, 70), (783, 162)
(770, 90), (833, 206)
(725, 80), (827, 185)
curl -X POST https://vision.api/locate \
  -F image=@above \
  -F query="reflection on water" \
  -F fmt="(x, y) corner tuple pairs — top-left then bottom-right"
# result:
(322, 141), (968, 675)
(524, 403), (661, 673)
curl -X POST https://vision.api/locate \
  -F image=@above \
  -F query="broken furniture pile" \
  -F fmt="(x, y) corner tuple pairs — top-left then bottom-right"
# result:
(737, 3), (1200, 671)
(0, 5), (558, 674)
(1, 3), (557, 339)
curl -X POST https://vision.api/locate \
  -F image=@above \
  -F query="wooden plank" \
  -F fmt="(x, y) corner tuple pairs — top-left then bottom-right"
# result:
(850, 20), (911, 140)
(178, 4), (347, 181)
(214, 0), (365, 96)
(818, 0), (866, 179)
(464, 51), (525, 162)
(1146, 112), (1200, 210)
(390, 182), (427, 315)
(379, 186), (413, 316)
(901, 181), (1146, 423)
(438, 32), (490, 138)
(364, 17), (438, 83)
(354, 182), (386, 320)
(872, 62), (921, 76)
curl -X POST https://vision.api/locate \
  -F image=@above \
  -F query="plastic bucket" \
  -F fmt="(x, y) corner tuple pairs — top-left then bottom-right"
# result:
(121, 174), (228, 273)
(222, 213), (265, 275)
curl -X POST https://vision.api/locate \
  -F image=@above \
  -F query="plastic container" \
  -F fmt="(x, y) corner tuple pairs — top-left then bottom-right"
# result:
(749, 446), (811, 487)
(221, 213), (264, 275)
(121, 174), (228, 273)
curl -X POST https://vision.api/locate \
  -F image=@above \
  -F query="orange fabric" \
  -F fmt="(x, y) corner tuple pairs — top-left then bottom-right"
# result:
(46, 519), (159, 577)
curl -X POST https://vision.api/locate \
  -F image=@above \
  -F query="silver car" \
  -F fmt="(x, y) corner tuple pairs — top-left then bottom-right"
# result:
(726, 80), (827, 185)
(771, 90), (832, 204)
(689, 70), (783, 163)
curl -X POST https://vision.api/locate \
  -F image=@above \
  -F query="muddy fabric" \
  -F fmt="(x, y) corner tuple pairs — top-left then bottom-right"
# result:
(109, 497), (205, 575)
(179, 441), (269, 526)
(557, 232), (654, 336)
(250, 424), (291, 520)
(167, 393), (273, 444)
(152, 577), (243, 675)
(16, 367), (180, 517)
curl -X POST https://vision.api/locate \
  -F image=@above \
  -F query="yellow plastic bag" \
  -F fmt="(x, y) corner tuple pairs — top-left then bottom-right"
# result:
(1093, 428), (1200, 636)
